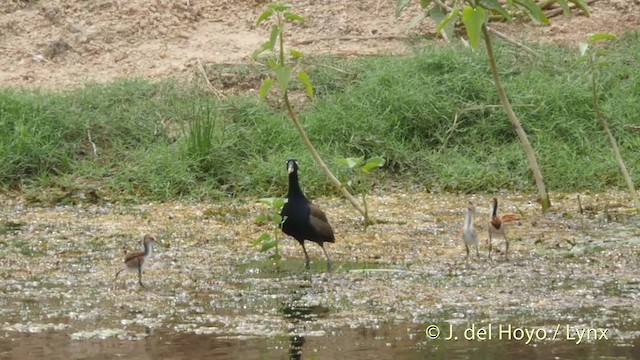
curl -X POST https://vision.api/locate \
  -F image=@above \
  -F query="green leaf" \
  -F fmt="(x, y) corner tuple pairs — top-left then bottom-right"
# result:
(478, 0), (510, 19)
(256, 9), (274, 25)
(275, 64), (292, 93)
(289, 49), (303, 59)
(268, 24), (281, 49)
(259, 197), (286, 209)
(259, 197), (278, 207)
(274, 198), (287, 209)
(420, 0), (432, 9)
(556, 0), (571, 15)
(273, 213), (283, 225)
(569, 0), (590, 16)
(361, 157), (386, 173)
(267, 3), (290, 12)
(435, 7), (460, 36)
(259, 78), (274, 101)
(252, 41), (272, 59)
(588, 33), (616, 43)
(578, 42), (589, 57)
(395, 0), (412, 17)
(337, 156), (365, 169)
(255, 213), (268, 223)
(513, 0), (549, 25)
(252, 233), (271, 247)
(260, 236), (277, 251)
(297, 71), (314, 98)
(408, 11), (427, 31)
(283, 12), (305, 21)
(461, 6), (487, 49)
(430, 6), (454, 40)
(267, 58), (278, 69)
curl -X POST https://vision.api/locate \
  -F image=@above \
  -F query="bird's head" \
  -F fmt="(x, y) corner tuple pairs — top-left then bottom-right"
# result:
(467, 201), (476, 214)
(143, 234), (157, 246)
(286, 159), (299, 175)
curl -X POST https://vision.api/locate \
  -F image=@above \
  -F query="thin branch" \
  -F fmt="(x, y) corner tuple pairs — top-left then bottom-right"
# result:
(87, 130), (98, 157)
(482, 24), (551, 211)
(545, 0), (598, 18)
(439, 104), (535, 153)
(487, 28), (538, 57)
(283, 93), (367, 218)
(588, 55), (639, 208)
(293, 35), (408, 46)
(431, 0), (538, 57)
(375, 0), (387, 14)
(197, 58), (223, 99)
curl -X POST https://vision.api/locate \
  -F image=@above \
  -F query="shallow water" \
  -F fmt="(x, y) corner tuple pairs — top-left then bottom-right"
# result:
(0, 191), (639, 359)
(2, 321), (639, 360)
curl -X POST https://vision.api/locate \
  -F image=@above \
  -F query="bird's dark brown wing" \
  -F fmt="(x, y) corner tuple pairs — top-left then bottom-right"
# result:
(490, 217), (503, 231)
(124, 251), (145, 267)
(309, 204), (335, 242)
(309, 203), (329, 222)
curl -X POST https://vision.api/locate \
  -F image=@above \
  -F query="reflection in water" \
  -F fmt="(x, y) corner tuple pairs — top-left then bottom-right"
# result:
(288, 335), (305, 360)
(281, 284), (331, 360)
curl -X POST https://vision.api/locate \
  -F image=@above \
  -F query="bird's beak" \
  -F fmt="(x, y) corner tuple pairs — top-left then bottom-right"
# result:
(288, 162), (295, 174)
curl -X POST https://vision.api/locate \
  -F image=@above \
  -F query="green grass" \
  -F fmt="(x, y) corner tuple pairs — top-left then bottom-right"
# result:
(1, 33), (639, 202)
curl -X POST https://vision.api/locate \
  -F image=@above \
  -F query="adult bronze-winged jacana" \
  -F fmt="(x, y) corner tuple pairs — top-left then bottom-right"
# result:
(488, 197), (508, 259)
(114, 234), (157, 289)
(462, 201), (479, 260)
(281, 159), (335, 272)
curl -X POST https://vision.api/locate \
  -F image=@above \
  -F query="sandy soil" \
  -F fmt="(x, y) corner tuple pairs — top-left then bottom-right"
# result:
(1, 0), (640, 89)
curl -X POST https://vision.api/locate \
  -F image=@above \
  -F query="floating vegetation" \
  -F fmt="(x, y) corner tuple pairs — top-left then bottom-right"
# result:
(0, 191), (638, 358)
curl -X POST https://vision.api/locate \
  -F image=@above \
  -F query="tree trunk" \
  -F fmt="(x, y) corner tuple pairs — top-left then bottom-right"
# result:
(482, 25), (551, 211)
(284, 93), (368, 218)
(589, 66), (639, 208)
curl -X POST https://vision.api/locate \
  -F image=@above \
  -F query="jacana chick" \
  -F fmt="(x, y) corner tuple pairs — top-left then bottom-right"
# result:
(281, 159), (335, 272)
(114, 234), (157, 289)
(462, 201), (479, 260)
(488, 197), (508, 259)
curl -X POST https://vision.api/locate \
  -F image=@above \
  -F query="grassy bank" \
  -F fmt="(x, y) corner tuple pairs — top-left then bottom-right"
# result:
(1, 33), (639, 202)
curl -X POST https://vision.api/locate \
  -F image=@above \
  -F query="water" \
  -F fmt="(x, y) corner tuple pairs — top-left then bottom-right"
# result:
(1, 322), (639, 360)
(1, 192), (639, 359)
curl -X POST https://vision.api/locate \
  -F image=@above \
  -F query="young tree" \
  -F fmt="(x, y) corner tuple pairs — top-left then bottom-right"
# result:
(254, 3), (368, 217)
(579, 33), (639, 208)
(397, 0), (589, 211)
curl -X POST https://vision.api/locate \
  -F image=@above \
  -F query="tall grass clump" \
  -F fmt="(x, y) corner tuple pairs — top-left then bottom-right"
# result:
(0, 90), (80, 185)
(184, 106), (218, 175)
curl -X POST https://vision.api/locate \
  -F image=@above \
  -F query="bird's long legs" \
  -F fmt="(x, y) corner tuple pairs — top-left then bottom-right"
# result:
(114, 269), (124, 290)
(320, 245), (333, 272)
(138, 266), (145, 288)
(300, 242), (311, 270)
(504, 235), (509, 260)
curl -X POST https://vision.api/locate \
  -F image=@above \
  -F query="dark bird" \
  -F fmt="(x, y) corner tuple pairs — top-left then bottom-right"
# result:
(281, 159), (335, 272)
(488, 197), (509, 259)
(114, 234), (157, 289)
